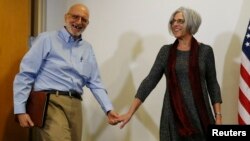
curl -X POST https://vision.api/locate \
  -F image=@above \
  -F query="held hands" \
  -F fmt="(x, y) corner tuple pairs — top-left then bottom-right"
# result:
(16, 113), (34, 128)
(107, 110), (132, 129)
(107, 111), (132, 129)
(117, 112), (132, 129)
(107, 110), (120, 125)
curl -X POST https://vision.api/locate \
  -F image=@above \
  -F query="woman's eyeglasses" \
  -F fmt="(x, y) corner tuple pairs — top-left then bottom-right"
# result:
(170, 19), (185, 25)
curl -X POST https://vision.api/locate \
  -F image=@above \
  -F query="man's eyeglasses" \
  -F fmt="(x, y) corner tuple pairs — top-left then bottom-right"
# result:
(67, 13), (89, 24)
(170, 19), (185, 25)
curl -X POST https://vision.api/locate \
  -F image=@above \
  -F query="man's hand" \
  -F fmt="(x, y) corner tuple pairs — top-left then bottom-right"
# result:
(16, 113), (34, 128)
(107, 110), (120, 125)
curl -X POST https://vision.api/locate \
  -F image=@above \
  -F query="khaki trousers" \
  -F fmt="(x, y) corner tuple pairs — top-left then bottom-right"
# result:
(31, 94), (83, 141)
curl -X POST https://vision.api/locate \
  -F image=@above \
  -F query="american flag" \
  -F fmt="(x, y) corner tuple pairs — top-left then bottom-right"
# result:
(238, 20), (250, 124)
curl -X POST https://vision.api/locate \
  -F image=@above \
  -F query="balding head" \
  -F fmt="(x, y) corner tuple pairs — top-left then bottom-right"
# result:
(64, 3), (90, 38)
(67, 3), (89, 18)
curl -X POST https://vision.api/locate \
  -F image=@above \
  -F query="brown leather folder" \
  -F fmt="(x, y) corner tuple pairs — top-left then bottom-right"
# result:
(26, 91), (50, 128)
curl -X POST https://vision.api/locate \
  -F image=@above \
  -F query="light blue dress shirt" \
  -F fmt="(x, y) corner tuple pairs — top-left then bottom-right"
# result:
(14, 27), (113, 114)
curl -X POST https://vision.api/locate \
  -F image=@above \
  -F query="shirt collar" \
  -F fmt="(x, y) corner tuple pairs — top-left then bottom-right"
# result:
(58, 27), (83, 43)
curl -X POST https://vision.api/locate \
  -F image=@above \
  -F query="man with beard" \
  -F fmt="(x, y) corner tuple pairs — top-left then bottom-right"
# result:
(14, 3), (119, 141)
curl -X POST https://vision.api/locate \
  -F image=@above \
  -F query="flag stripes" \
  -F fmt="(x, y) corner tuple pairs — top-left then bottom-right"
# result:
(238, 20), (250, 125)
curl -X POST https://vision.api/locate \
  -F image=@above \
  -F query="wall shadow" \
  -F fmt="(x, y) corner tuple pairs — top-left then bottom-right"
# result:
(214, 32), (241, 124)
(83, 31), (165, 141)
(217, 0), (250, 124)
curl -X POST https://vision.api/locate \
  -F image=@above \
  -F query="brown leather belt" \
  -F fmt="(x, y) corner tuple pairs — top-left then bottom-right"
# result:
(44, 90), (82, 100)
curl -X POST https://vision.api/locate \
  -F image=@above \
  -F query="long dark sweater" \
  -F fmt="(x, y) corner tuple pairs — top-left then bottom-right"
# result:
(135, 43), (222, 141)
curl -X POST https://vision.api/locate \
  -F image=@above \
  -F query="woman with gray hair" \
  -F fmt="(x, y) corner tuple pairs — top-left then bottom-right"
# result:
(118, 7), (222, 141)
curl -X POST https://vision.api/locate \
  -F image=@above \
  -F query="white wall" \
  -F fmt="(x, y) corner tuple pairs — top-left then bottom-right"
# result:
(46, 0), (250, 140)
